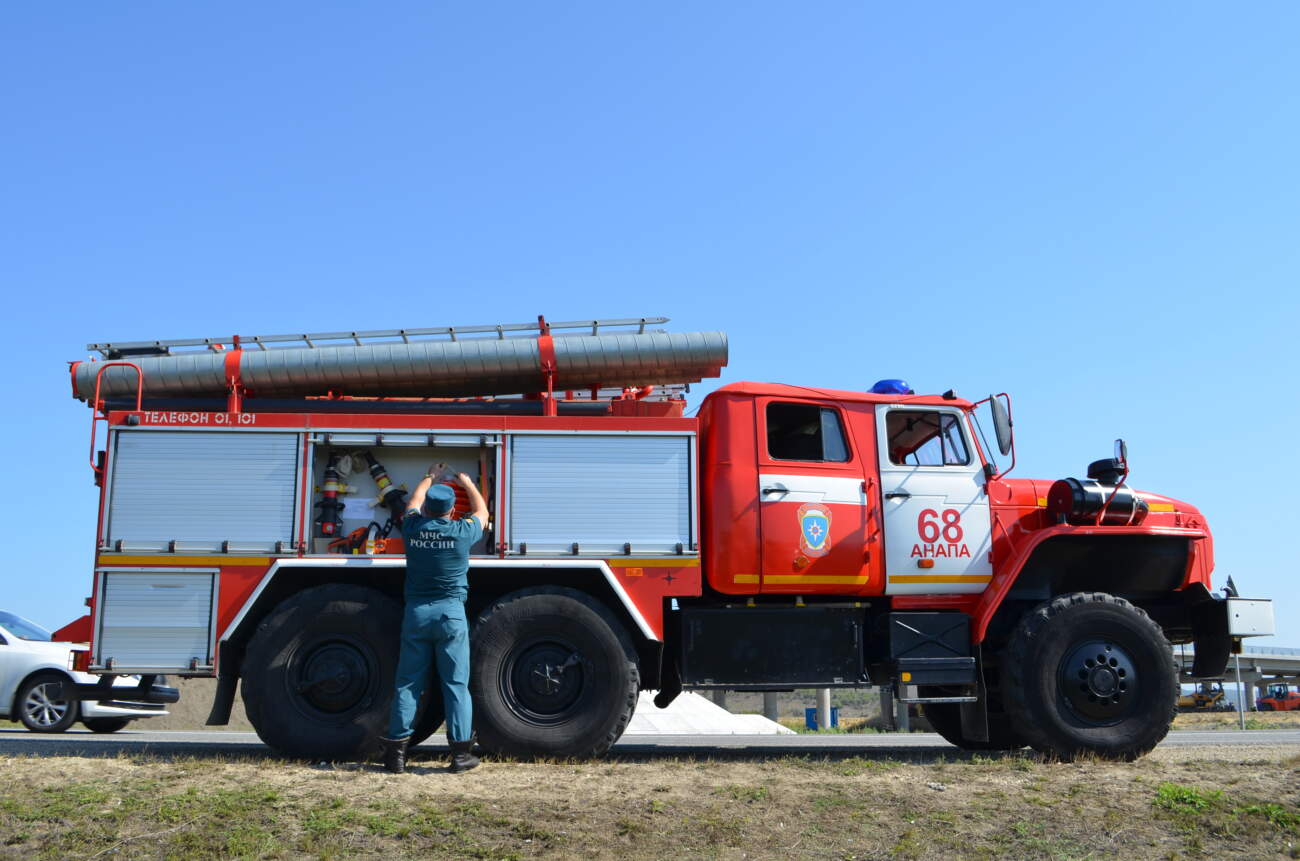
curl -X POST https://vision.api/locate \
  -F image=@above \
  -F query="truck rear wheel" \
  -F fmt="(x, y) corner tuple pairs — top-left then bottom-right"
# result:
(409, 691), (445, 746)
(471, 587), (639, 758)
(241, 584), (435, 760)
(1003, 592), (1177, 761)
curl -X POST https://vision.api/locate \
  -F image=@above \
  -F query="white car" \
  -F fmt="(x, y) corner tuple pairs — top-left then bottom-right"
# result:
(0, 610), (168, 733)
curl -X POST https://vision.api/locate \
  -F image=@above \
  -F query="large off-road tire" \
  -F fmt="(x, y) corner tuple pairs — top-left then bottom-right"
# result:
(471, 587), (639, 758)
(82, 718), (132, 733)
(16, 672), (79, 733)
(1258, 702), (1274, 711)
(924, 650), (1025, 751)
(408, 691), (446, 747)
(1003, 592), (1177, 761)
(241, 584), (436, 760)
(924, 703), (1026, 751)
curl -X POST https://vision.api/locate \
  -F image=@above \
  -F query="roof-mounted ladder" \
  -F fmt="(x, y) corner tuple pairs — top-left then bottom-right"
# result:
(88, 316), (670, 358)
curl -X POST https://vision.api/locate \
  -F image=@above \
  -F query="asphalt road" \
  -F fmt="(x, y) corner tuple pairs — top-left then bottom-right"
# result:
(3, 728), (1298, 760)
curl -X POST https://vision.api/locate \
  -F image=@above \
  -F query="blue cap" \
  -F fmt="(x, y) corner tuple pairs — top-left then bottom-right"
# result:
(423, 484), (456, 515)
(870, 379), (914, 395)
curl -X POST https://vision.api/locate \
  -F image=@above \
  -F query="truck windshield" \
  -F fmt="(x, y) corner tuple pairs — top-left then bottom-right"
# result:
(0, 611), (52, 641)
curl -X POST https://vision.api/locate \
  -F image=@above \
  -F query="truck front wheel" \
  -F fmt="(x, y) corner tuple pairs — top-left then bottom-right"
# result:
(471, 587), (639, 758)
(924, 704), (1025, 751)
(1003, 592), (1177, 761)
(925, 652), (1025, 751)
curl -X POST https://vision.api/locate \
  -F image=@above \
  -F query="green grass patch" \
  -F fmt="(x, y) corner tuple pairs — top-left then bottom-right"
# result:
(1153, 781), (1300, 843)
(716, 783), (769, 803)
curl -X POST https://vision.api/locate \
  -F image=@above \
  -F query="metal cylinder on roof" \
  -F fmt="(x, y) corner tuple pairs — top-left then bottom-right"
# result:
(71, 331), (728, 402)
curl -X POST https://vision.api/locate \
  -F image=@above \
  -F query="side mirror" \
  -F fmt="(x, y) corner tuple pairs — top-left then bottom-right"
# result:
(1114, 438), (1128, 467)
(990, 395), (1013, 457)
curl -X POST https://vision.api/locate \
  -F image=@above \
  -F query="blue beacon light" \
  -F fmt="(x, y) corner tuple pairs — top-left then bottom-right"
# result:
(870, 379), (914, 395)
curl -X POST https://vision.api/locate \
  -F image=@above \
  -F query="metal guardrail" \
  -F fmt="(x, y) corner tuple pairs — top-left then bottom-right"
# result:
(1242, 645), (1300, 656)
(1173, 644), (1300, 659)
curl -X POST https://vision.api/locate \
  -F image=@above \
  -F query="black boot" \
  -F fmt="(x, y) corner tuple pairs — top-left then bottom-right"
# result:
(449, 735), (480, 774)
(380, 736), (409, 774)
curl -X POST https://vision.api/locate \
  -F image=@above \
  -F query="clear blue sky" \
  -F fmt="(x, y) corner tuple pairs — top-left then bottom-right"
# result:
(4, 4), (1297, 645)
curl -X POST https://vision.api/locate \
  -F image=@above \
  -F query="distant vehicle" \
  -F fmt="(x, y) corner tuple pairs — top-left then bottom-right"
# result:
(1256, 683), (1300, 712)
(1178, 681), (1231, 712)
(0, 611), (168, 733)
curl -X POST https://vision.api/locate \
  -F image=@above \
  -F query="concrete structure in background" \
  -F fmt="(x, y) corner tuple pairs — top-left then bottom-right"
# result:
(626, 692), (794, 735)
(1175, 645), (1300, 711)
(816, 688), (832, 731)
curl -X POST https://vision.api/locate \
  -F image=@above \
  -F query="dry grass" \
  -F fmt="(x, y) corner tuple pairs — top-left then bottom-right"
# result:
(1, 745), (1297, 859)
(1173, 710), (1300, 731)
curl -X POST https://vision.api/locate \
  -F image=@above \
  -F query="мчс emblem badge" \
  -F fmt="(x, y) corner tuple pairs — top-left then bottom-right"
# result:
(797, 502), (832, 558)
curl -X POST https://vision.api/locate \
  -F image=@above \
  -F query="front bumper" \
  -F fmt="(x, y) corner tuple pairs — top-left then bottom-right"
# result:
(54, 675), (180, 707)
(82, 699), (169, 719)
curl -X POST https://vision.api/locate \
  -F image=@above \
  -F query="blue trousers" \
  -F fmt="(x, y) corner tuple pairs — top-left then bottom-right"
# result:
(387, 598), (473, 743)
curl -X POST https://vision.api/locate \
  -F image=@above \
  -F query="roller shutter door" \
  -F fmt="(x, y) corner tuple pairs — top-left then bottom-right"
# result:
(95, 571), (217, 671)
(107, 431), (299, 552)
(509, 435), (692, 555)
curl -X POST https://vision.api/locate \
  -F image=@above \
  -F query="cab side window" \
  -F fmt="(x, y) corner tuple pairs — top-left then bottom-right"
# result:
(766, 403), (850, 462)
(886, 410), (969, 466)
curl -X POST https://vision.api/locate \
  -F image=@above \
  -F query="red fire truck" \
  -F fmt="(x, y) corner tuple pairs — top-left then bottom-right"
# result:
(55, 316), (1272, 761)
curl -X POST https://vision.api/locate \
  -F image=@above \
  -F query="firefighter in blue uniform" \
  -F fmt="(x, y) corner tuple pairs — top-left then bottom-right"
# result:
(380, 464), (488, 774)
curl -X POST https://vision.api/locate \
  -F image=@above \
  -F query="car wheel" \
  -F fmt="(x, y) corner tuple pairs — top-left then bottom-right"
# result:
(17, 672), (80, 733)
(82, 718), (132, 733)
(471, 587), (639, 758)
(1003, 592), (1177, 761)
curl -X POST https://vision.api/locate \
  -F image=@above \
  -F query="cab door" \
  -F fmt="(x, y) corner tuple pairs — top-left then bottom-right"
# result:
(877, 406), (992, 594)
(758, 399), (874, 594)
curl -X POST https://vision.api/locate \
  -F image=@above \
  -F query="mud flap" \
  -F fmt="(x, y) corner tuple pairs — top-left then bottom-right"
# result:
(959, 645), (990, 743)
(1190, 596), (1231, 679)
(205, 642), (241, 726)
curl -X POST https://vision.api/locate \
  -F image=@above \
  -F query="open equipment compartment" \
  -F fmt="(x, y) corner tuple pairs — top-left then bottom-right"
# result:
(307, 431), (499, 555)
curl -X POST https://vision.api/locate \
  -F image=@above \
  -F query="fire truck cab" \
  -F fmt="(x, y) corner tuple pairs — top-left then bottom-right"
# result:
(56, 318), (1274, 762)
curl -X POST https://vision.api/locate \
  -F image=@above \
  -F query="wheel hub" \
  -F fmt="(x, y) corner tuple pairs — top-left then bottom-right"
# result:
(1088, 665), (1118, 695)
(530, 662), (565, 696)
(505, 641), (585, 725)
(1059, 640), (1138, 724)
(298, 642), (370, 714)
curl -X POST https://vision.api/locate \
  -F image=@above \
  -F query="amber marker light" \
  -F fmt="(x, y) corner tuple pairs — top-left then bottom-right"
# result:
(917, 559), (935, 569)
